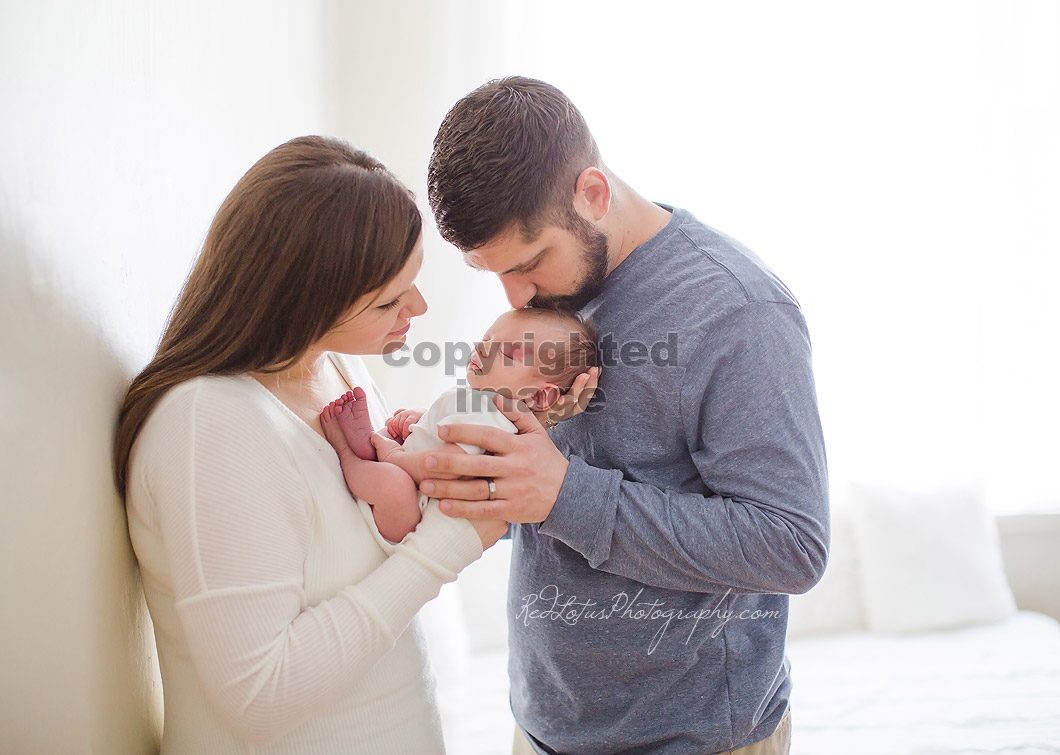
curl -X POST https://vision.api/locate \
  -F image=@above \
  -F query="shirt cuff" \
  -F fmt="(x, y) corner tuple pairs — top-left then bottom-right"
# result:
(539, 455), (622, 567)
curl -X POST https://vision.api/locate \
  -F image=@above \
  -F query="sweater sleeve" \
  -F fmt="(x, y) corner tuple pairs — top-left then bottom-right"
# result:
(540, 302), (829, 595)
(143, 381), (482, 743)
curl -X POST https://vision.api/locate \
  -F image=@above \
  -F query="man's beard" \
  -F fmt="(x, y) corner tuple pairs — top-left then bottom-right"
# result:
(530, 219), (609, 312)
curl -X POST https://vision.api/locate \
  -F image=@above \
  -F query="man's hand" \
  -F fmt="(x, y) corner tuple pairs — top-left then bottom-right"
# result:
(420, 395), (569, 523)
(535, 366), (600, 429)
(370, 431), (466, 485)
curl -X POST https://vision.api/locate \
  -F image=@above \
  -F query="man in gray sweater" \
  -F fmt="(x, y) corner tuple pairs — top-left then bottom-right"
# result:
(422, 76), (829, 755)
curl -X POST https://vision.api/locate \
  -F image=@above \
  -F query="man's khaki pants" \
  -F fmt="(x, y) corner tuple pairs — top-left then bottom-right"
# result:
(512, 706), (791, 755)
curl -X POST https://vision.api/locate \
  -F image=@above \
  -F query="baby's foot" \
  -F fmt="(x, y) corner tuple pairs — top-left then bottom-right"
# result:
(329, 387), (377, 461)
(320, 399), (353, 458)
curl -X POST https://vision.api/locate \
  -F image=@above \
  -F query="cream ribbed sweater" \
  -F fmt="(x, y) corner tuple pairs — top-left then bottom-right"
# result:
(126, 354), (482, 754)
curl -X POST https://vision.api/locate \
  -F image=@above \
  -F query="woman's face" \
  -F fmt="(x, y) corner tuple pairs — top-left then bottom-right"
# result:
(314, 238), (427, 355)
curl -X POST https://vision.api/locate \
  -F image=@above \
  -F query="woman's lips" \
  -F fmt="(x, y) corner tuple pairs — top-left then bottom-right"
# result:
(388, 322), (411, 337)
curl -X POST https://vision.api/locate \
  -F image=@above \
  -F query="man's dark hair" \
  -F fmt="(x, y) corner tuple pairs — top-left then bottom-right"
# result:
(428, 76), (601, 251)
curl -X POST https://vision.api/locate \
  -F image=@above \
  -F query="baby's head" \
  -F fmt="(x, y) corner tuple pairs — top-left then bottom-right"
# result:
(466, 309), (599, 411)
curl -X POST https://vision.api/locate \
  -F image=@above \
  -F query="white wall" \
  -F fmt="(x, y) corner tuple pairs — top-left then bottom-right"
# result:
(332, 0), (521, 411)
(0, 1), (338, 750)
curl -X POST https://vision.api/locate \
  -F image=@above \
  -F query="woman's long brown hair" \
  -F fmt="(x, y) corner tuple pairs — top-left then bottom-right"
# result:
(113, 136), (421, 497)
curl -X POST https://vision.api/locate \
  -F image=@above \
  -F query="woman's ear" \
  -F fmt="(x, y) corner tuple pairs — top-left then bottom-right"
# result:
(524, 383), (562, 411)
(574, 167), (611, 223)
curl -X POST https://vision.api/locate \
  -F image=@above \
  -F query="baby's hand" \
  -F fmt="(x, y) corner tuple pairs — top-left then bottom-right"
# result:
(385, 408), (424, 441)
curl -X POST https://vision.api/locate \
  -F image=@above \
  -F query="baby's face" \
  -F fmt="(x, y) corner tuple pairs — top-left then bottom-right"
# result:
(466, 310), (566, 404)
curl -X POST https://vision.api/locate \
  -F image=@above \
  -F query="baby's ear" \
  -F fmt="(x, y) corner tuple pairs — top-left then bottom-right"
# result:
(526, 383), (562, 411)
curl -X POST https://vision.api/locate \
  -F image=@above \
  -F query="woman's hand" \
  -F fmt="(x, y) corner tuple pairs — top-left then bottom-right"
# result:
(535, 366), (600, 429)
(385, 408), (424, 441)
(369, 431), (404, 464)
(470, 518), (509, 550)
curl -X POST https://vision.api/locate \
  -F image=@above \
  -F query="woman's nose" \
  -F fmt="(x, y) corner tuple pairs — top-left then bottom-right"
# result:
(406, 285), (428, 317)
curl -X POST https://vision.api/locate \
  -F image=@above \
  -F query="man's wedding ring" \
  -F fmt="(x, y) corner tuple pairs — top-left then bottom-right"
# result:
(487, 478), (497, 501)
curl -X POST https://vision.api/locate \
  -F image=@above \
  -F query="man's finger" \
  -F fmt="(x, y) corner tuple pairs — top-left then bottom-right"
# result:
(438, 497), (511, 520)
(420, 477), (493, 501)
(492, 394), (543, 434)
(437, 422), (519, 453)
(576, 367), (601, 410)
(424, 451), (507, 478)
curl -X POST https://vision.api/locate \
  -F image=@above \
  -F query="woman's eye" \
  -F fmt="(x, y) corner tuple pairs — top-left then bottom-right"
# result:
(378, 298), (401, 311)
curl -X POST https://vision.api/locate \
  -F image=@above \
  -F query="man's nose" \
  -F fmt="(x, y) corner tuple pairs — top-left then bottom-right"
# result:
(501, 277), (536, 309)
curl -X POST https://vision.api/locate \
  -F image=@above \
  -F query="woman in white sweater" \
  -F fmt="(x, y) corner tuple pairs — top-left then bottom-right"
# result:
(113, 136), (507, 753)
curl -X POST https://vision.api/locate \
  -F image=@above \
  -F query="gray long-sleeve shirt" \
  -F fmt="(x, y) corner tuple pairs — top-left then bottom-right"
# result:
(509, 207), (829, 754)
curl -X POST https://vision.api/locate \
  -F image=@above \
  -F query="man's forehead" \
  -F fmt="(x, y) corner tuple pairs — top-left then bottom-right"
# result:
(465, 236), (522, 271)
(462, 249), (493, 272)
(464, 224), (548, 272)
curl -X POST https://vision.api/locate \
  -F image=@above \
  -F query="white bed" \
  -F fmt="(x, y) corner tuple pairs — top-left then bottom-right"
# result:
(433, 611), (1060, 755)
(786, 611), (1060, 755)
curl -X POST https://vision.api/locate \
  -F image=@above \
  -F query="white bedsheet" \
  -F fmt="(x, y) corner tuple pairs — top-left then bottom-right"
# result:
(786, 611), (1060, 755)
(437, 611), (1060, 755)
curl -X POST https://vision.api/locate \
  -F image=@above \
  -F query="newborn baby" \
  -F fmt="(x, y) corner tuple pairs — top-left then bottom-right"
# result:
(320, 308), (599, 542)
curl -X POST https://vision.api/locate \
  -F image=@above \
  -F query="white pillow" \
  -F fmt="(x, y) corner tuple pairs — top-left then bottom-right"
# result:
(787, 503), (867, 638)
(848, 485), (1016, 633)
